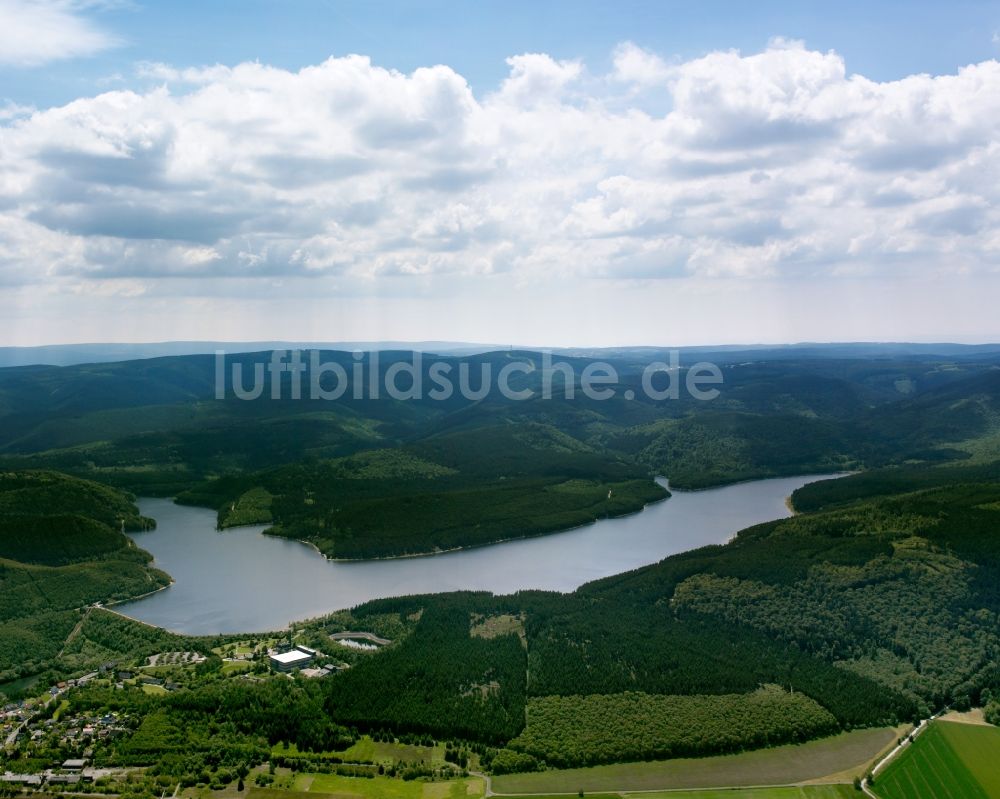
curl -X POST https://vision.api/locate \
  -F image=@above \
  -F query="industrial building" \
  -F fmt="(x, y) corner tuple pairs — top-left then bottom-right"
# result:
(269, 645), (317, 672)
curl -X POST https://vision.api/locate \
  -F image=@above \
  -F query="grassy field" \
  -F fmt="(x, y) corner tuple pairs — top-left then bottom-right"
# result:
(272, 736), (446, 767)
(874, 720), (1000, 799)
(276, 773), (483, 799)
(493, 788), (855, 799)
(491, 727), (896, 793)
(334, 736), (446, 765)
(621, 788), (858, 799)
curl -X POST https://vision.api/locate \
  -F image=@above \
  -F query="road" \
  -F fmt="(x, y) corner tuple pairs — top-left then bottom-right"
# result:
(861, 709), (947, 798)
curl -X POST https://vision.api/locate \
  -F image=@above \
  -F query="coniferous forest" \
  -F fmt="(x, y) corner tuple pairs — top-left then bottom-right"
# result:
(4, 347), (1000, 785)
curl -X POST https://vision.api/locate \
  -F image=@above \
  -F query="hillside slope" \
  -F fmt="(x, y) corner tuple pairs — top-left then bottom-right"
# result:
(0, 471), (169, 692)
(299, 460), (1000, 768)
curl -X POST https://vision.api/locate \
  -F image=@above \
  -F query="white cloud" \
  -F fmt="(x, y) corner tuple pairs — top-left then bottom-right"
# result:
(0, 101), (35, 119)
(0, 0), (118, 67)
(611, 41), (671, 87)
(494, 53), (583, 106)
(1, 41), (999, 309)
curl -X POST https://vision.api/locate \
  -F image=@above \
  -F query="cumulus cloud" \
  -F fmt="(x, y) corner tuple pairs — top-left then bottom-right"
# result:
(611, 41), (671, 87)
(0, 0), (118, 67)
(495, 53), (583, 105)
(1, 41), (999, 300)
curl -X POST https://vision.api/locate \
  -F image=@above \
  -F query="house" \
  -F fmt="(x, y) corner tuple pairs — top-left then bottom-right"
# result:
(62, 759), (87, 771)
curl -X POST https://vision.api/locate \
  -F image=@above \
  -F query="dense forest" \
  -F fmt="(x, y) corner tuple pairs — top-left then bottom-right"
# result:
(322, 599), (527, 742)
(509, 686), (838, 767)
(0, 472), (169, 692)
(286, 459), (1000, 769)
(5, 460), (1000, 773)
(4, 347), (1000, 555)
(4, 346), (1000, 774)
(178, 424), (667, 558)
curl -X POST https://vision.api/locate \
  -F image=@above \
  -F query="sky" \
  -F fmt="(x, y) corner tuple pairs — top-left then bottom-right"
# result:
(1, 0), (1000, 347)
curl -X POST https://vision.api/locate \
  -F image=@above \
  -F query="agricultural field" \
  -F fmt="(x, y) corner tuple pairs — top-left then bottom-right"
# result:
(620, 788), (857, 799)
(491, 727), (896, 793)
(873, 720), (1000, 799)
(283, 774), (483, 799)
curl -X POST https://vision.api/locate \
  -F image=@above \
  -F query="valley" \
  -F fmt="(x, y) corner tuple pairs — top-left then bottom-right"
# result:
(3, 345), (1000, 798)
(8, 3), (1000, 794)
(117, 474), (831, 634)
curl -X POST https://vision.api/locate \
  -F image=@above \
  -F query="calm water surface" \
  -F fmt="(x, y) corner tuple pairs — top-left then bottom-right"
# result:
(119, 474), (842, 634)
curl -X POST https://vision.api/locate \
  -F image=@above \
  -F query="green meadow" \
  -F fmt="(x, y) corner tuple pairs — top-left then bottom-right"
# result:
(874, 720), (1000, 799)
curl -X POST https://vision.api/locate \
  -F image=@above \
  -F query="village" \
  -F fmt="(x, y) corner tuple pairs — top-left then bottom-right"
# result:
(1, 671), (131, 790)
(0, 633), (376, 790)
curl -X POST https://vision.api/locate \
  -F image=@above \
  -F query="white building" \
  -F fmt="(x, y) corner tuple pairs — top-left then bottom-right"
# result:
(269, 646), (315, 672)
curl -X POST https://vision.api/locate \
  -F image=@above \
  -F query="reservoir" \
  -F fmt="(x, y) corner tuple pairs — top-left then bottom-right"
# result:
(119, 474), (841, 634)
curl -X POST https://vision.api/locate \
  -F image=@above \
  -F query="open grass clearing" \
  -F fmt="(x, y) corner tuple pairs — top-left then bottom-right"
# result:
(334, 736), (446, 765)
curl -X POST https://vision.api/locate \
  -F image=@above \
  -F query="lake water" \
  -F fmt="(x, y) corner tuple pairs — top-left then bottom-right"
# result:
(119, 474), (842, 634)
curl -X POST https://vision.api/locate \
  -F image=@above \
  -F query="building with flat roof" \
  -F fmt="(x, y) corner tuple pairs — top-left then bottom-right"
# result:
(269, 646), (315, 672)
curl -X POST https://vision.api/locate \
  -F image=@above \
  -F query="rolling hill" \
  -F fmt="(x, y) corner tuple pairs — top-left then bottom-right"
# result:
(3, 347), (1000, 556)
(0, 471), (169, 692)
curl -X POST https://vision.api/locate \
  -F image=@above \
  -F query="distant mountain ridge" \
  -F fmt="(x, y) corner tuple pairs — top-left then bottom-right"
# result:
(0, 340), (501, 368)
(3, 340), (1000, 368)
(3, 346), (1000, 543)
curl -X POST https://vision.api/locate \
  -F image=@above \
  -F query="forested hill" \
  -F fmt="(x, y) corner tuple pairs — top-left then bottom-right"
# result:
(3, 348), (1000, 555)
(0, 472), (161, 567)
(177, 423), (668, 559)
(0, 471), (169, 690)
(303, 459), (1000, 769)
(3, 348), (999, 491)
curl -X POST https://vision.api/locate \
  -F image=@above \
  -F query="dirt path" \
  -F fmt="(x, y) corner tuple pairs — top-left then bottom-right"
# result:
(57, 606), (94, 659)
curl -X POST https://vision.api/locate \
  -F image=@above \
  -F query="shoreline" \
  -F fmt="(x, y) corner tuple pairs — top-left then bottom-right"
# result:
(667, 470), (853, 494)
(150, 471), (849, 563)
(103, 578), (175, 608)
(121, 470), (849, 635)
(274, 487), (673, 563)
(168, 482), (673, 563)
